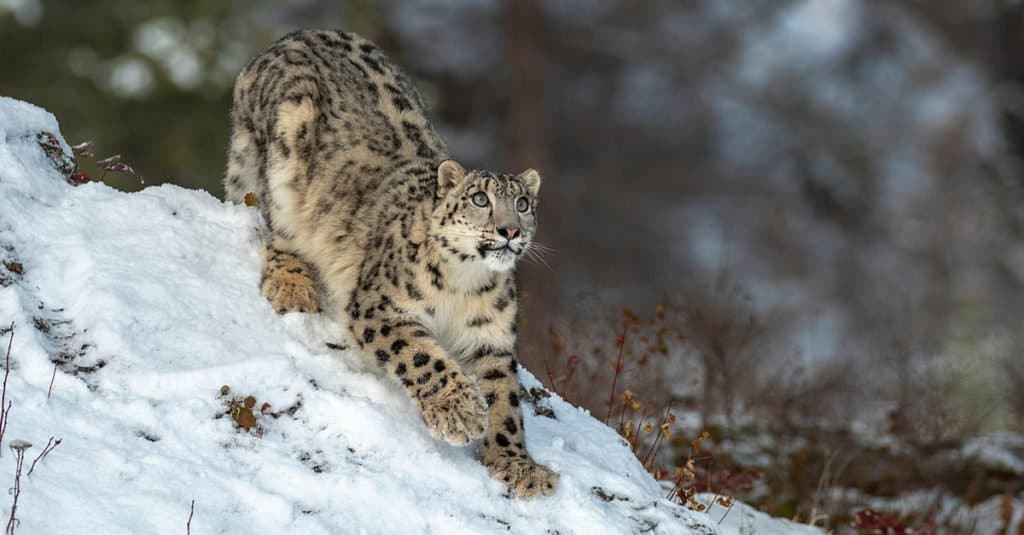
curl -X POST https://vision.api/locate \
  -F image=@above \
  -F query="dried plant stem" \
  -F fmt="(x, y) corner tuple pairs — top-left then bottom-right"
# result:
(46, 364), (56, 400)
(543, 359), (561, 397)
(641, 399), (674, 467)
(717, 497), (736, 523)
(186, 499), (195, 534)
(631, 407), (647, 447)
(0, 324), (14, 457)
(6, 441), (30, 535)
(604, 326), (627, 424)
(26, 436), (60, 477)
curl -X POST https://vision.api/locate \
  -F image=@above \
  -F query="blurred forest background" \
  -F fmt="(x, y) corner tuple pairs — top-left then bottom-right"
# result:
(5, 0), (1024, 530)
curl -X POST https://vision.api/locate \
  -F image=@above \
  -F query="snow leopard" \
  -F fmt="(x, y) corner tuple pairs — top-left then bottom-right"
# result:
(224, 29), (557, 497)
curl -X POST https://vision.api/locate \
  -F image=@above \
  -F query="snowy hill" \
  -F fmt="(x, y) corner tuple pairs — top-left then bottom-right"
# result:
(0, 97), (820, 534)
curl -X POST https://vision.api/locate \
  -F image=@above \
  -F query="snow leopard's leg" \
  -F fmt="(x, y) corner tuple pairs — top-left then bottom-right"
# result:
(259, 95), (321, 314)
(348, 307), (487, 445)
(465, 343), (558, 497)
(224, 88), (261, 206)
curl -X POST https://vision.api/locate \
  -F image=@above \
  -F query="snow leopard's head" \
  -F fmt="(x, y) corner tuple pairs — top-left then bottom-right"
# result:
(431, 159), (541, 272)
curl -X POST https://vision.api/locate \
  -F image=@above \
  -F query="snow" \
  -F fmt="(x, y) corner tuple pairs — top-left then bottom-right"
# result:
(0, 97), (815, 534)
(701, 495), (823, 535)
(959, 432), (1024, 477)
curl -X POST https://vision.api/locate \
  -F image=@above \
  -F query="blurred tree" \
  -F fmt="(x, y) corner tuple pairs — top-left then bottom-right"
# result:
(1, 1), (265, 192)
(674, 272), (765, 429)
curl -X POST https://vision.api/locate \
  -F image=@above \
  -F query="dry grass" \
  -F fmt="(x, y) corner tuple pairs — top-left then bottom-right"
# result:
(542, 303), (765, 517)
(536, 294), (1024, 532)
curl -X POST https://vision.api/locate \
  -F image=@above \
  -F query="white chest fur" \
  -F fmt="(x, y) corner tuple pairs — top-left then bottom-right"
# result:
(422, 293), (505, 360)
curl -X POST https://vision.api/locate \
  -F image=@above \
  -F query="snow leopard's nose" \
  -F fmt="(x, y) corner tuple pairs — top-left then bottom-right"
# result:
(498, 227), (519, 240)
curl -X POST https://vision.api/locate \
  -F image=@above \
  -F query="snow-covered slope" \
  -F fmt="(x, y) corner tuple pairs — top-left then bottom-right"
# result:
(0, 97), (813, 534)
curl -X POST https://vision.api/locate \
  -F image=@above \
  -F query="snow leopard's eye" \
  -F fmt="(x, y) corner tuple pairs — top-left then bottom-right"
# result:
(515, 197), (529, 213)
(471, 192), (489, 207)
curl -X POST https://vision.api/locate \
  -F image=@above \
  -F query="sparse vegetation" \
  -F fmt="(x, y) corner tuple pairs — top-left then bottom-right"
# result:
(0, 323), (13, 454)
(851, 509), (934, 535)
(66, 140), (143, 186)
(544, 303), (764, 521)
(541, 291), (1024, 532)
(216, 385), (302, 435)
(26, 436), (61, 477)
(0, 327), (61, 535)
(6, 439), (30, 535)
(219, 386), (263, 434)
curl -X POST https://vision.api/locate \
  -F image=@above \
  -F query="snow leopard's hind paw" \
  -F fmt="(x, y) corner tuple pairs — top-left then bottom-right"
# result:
(487, 455), (558, 498)
(261, 249), (320, 314)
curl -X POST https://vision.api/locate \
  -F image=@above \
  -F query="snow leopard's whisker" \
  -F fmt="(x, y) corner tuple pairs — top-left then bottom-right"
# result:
(527, 241), (557, 255)
(523, 245), (552, 270)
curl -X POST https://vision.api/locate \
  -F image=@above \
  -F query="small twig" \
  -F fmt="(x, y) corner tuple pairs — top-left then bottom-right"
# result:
(0, 324), (14, 457)
(631, 407), (648, 449)
(809, 450), (836, 526)
(717, 497), (736, 524)
(46, 364), (56, 400)
(543, 359), (561, 397)
(617, 395), (628, 431)
(186, 499), (195, 535)
(6, 440), (31, 535)
(641, 399), (674, 467)
(26, 436), (60, 477)
(71, 141), (95, 158)
(604, 326), (628, 423)
(701, 462), (718, 512)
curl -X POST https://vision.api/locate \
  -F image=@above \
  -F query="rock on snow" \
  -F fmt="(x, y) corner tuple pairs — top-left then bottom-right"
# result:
(0, 97), (814, 534)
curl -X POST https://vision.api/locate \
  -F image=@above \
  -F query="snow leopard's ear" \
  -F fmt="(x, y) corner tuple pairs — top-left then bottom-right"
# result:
(518, 169), (541, 196)
(437, 159), (468, 191)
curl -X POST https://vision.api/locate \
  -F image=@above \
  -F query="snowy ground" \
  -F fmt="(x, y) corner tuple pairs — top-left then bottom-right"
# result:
(0, 97), (818, 534)
(701, 495), (823, 535)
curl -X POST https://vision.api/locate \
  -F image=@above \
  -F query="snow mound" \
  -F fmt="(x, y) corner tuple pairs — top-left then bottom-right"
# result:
(0, 97), (805, 534)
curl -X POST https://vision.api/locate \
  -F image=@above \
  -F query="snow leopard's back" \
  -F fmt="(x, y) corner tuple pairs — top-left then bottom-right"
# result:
(226, 29), (447, 200)
(224, 29), (449, 306)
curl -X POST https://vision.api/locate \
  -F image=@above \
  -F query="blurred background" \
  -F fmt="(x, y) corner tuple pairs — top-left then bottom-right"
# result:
(4, 0), (1024, 530)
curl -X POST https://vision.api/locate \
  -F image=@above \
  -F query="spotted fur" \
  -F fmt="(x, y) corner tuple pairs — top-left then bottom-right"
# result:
(225, 29), (556, 497)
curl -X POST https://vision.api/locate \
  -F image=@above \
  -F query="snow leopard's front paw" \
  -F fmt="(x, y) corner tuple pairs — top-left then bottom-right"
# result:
(486, 455), (558, 498)
(417, 372), (487, 446)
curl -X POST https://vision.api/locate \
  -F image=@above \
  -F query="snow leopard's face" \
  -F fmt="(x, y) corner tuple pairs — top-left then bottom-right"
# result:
(432, 160), (541, 272)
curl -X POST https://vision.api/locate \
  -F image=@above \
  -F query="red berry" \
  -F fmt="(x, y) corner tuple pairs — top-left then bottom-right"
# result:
(69, 172), (91, 184)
